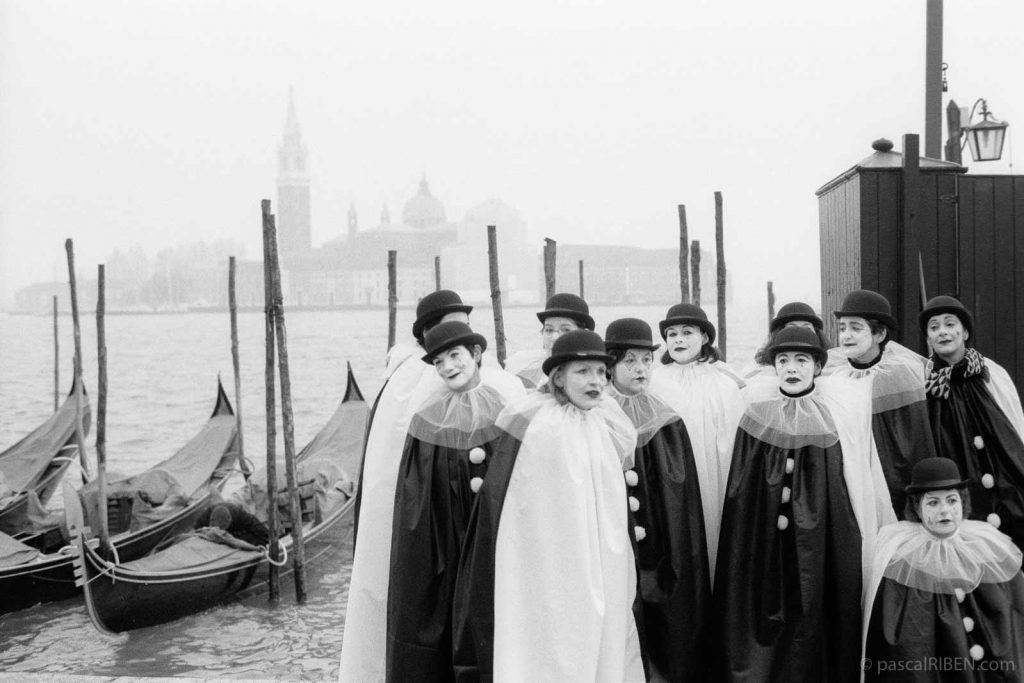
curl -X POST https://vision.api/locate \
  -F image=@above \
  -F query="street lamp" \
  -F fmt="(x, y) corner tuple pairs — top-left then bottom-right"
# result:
(945, 98), (1009, 164)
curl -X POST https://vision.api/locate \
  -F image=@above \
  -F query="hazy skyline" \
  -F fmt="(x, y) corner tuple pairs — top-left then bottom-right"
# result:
(2, 1), (1021, 308)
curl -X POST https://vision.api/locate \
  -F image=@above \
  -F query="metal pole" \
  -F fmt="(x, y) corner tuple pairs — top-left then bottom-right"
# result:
(95, 264), (110, 550)
(715, 191), (727, 360)
(487, 226), (507, 367)
(64, 239), (92, 482)
(387, 250), (397, 350)
(925, 0), (944, 159)
(261, 200), (280, 601)
(678, 205), (690, 303)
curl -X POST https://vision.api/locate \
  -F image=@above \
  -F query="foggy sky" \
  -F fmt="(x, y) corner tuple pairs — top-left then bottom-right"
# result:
(1, 0), (1021, 307)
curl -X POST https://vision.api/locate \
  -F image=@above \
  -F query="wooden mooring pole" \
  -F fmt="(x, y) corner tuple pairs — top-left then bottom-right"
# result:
(678, 205), (690, 303)
(387, 250), (397, 351)
(228, 256), (251, 481)
(95, 264), (110, 550)
(691, 239), (701, 308)
(64, 239), (92, 482)
(53, 295), (59, 412)
(267, 212), (308, 603)
(487, 226), (507, 367)
(578, 260), (585, 299)
(261, 200), (281, 601)
(715, 191), (727, 361)
(434, 255), (441, 291)
(767, 281), (776, 328)
(543, 238), (557, 302)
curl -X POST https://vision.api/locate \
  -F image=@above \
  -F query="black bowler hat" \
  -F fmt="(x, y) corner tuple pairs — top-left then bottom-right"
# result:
(770, 302), (823, 333)
(412, 290), (473, 341)
(604, 318), (659, 352)
(658, 303), (716, 345)
(905, 457), (969, 493)
(767, 326), (827, 365)
(833, 289), (898, 331)
(918, 295), (974, 339)
(420, 321), (487, 364)
(542, 329), (614, 376)
(536, 293), (595, 331)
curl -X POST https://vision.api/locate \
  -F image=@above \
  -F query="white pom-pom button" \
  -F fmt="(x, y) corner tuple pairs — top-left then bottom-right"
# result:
(777, 515), (789, 531)
(987, 513), (1002, 528)
(982, 474), (995, 489)
(969, 644), (984, 661)
(955, 588), (966, 603)
(781, 486), (791, 504)
(628, 496), (640, 512)
(470, 477), (483, 493)
(785, 458), (795, 474)
(624, 470), (639, 487)
(469, 447), (486, 464)
(974, 436), (985, 450)
(963, 616), (975, 632)
(634, 526), (647, 541)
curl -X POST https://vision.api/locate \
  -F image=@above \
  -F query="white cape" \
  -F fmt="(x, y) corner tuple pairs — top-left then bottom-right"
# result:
(503, 348), (548, 389)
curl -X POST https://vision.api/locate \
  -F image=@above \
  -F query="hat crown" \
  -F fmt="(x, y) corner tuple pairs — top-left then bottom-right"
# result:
(919, 295), (973, 335)
(771, 302), (822, 331)
(907, 457), (966, 492)
(663, 302), (708, 323)
(604, 318), (655, 347)
(420, 320), (487, 362)
(772, 325), (821, 348)
(550, 329), (606, 357)
(416, 289), (465, 319)
(544, 293), (590, 315)
(837, 289), (892, 317)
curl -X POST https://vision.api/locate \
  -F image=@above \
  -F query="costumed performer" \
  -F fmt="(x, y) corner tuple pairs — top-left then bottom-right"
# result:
(921, 295), (1024, 551)
(864, 457), (1024, 682)
(503, 293), (595, 390)
(604, 317), (712, 683)
(743, 301), (832, 380)
(385, 321), (525, 682)
(713, 326), (893, 683)
(452, 329), (645, 682)
(339, 289), (473, 682)
(822, 289), (936, 517)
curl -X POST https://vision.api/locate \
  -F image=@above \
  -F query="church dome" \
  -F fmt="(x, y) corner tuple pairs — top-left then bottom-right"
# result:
(402, 176), (447, 229)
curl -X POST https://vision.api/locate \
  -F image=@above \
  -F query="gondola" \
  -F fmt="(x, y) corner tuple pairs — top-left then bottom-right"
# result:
(67, 365), (368, 634)
(0, 379), (90, 538)
(0, 380), (240, 615)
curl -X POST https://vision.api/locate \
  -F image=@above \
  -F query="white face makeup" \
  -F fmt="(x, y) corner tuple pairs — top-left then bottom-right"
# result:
(541, 317), (581, 352)
(664, 324), (708, 365)
(612, 349), (654, 396)
(919, 489), (963, 538)
(431, 345), (481, 392)
(554, 359), (608, 410)
(773, 351), (818, 395)
(926, 313), (968, 364)
(837, 316), (885, 364)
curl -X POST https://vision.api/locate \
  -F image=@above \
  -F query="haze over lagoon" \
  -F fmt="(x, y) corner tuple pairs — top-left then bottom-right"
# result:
(1, 1), (1022, 312)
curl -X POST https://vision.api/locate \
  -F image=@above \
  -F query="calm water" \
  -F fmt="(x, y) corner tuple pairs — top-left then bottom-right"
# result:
(0, 304), (761, 680)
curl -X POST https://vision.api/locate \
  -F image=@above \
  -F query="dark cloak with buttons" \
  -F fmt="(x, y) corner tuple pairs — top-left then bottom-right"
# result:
(712, 376), (889, 683)
(384, 369), (525, 683)
(926, 354), (1024, 552)
(609, 385), (712, 683)
(864, 520), (1024, 683)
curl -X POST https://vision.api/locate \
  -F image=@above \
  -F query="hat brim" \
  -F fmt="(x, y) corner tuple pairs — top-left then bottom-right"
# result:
(421, 332), (487, 363)
(542, 350), (614, 376)
(832, 310), (898, 332)
(658, 317), (716, 346)
(768, 342), (827, 366)
(917, 306), (973, 335)
(905, 477), (969, 494)
(537, 309), (595, 331)
(769, 314), (824, 333)
(413, 304), (474, 339)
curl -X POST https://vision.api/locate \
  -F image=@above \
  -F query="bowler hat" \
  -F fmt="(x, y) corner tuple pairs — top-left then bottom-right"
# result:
(412, 290), (473, 341)
(770, 302), (823, 333)
(420, 321), (487, 363)
(767, 326), (827, 365)
(542, 329), (614, 376)
(905, 457), (969, 493)
(833, 289), (898, 331)
(604, 318), (659, 352)
(918, 295), (974, 339)
(658, 303), (716, 345)
(536, 293), (595, 331)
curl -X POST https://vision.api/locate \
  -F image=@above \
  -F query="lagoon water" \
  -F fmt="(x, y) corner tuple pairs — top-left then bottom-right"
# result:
(0, 304), (760, 680)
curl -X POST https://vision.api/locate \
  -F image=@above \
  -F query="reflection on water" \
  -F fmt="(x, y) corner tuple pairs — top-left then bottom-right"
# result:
(0, 305), (760, 679)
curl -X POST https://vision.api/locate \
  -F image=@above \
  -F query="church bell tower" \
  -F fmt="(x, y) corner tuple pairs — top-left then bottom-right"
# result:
(277, 87), (312, 266)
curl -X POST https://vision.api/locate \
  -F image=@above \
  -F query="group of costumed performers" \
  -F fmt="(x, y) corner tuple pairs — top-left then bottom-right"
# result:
(821, 290), (936, 517)
(503, 293), (595, 389)
(714, 325), (894, 683)
(864, 457), (1024, 682)
(337, 284), (1024, 683)
(920, 295), (1024, 552)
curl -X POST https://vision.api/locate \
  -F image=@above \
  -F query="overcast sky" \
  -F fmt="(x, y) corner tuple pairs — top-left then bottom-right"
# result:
(1, 0), (1020, 307)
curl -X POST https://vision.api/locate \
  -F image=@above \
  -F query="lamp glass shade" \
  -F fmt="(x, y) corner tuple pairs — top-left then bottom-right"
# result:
(966, 117), (1008, 162)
